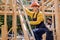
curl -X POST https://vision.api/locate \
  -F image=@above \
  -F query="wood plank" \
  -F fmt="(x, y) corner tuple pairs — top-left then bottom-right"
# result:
(0, 11), (18, 14)
(1, 0), (8, 40)
(1, 25), (8, 40)
(54, 0), (60, 40)
(11, 0), (17, 40)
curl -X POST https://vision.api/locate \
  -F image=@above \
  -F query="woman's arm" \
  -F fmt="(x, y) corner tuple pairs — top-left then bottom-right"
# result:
(45, 24), (53, 31)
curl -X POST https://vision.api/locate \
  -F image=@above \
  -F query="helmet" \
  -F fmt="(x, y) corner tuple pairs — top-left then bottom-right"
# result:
(30, 2), (40, 7)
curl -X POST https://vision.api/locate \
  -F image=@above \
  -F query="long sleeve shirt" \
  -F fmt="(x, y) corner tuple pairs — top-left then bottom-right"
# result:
(25, 8), (44, 25)
(46, 24), (53, 31)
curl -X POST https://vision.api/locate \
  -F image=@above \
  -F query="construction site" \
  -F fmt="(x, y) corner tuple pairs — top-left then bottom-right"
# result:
(0, 0), (60, 40)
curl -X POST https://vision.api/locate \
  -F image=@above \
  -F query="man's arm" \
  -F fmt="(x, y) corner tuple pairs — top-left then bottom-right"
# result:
(30, 13), (44, 25)
(24, 8), (34, 18)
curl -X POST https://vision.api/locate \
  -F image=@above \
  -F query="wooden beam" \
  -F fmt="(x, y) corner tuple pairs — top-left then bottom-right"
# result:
(0, 9), (55, 15)
(54, 0), (60, 40)
(41, 12), (55, 16)
(1, 0), (8, 40)
(42, 0), (47, 24)
(11, 0), (17, 40)
(0, 11), (18, 14)
(1, 25), (8, 40)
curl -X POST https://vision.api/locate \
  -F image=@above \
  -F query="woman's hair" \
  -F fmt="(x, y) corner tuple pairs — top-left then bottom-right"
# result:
(47, 17), (52, 22)
(47, 17), (52, 25)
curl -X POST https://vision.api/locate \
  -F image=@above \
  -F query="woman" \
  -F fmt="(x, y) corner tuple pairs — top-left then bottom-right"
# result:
(24, 2), (48, 40)
(46, 17), (53, 40)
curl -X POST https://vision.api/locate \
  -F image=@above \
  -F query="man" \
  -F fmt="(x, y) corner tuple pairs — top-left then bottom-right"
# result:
(24, 2), (48, 40)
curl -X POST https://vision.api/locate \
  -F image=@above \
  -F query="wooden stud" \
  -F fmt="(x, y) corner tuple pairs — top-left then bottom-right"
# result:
(1, 0), (8, 40)
(42, 0), (46, 24)
(11, 0), (17, 40)
(54, 0), (60, 40)
(1, 25), (8, 40)
(52, 8), (56, 40)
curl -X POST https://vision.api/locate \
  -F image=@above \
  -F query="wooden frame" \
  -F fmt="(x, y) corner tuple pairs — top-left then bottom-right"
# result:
(0, 0), (60, 40)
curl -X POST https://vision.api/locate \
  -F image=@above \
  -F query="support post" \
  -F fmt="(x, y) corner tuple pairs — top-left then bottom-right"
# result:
(11, 0), (17, 40)
(1, 0), (8, 40)
(1, 25), (8, 40)
(54, 0), (60, 40)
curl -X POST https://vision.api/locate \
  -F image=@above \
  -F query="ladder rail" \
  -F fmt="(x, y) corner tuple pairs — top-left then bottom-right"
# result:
(17, 0), (35, 40)
(18, 7), (30, 40)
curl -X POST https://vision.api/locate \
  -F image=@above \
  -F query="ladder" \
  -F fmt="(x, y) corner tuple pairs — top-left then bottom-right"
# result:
(17, 0), (35, 40)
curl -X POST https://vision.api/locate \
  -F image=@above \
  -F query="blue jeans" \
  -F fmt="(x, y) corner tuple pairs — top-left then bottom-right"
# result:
(46, 31), (53, 40)
(33, 28), (48, 40)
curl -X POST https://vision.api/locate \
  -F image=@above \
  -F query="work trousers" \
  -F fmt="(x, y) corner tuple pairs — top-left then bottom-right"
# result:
(46, 31), (53, 40)
(33, 28), (48, 40)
